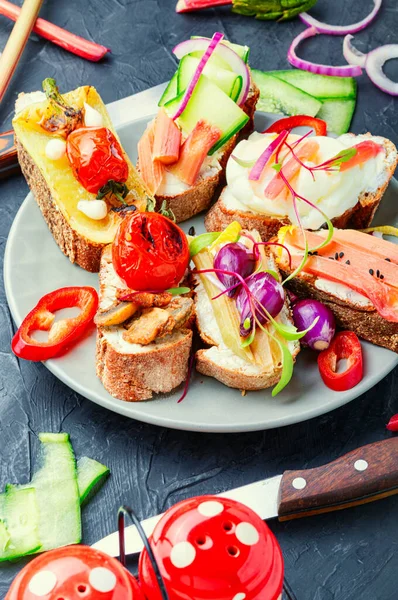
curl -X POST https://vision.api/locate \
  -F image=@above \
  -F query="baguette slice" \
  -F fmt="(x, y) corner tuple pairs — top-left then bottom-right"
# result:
(205, 134), (398, 241)
(193, 238), (299, 391)
(96, 246), (193, 402)
(145, 82), (260, 223)
(273, 230), (398, 353)
(14, 86), (151, 273)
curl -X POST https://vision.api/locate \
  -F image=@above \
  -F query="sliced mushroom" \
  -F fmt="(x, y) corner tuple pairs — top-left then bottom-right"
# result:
(164, 297), (193, 328)
(122, 307), (175, 345)
(94, 301), (138, 326)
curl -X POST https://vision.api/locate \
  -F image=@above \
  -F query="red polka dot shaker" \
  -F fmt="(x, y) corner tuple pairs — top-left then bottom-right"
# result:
(139, 495), (284, 600)
(5, 545), (144, 600)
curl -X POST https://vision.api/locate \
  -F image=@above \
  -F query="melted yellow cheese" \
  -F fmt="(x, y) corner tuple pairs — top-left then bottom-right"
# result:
(13, 86), (150, 243)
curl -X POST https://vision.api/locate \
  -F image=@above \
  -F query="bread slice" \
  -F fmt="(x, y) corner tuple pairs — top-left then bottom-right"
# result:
(205, 134), (398, 240)
(147, 82), (260, 223)
(95, 246), (193, 401)
(273, 235), (398, 353)
(14, 86), (150, 273)
(193, 243), (299, 391)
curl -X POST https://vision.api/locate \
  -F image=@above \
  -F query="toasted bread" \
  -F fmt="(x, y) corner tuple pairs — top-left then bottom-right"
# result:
(145, 82), (260, 224)
(205, 134), (398, 240)
(14, 86), (151, 273)
(193, 237), (299, 390)
(95, 246), (193, 402)
(272, 228), (398, 353)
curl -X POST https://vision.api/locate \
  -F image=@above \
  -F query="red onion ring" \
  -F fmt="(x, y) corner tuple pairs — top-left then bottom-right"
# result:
(172, 32), (224, 120)
(288, 26), (363, 77)
(172, 37), (250, 106)
(249, 130), (288, 181)
(299, 0), (382, 35)
(344, 35), (398, 95)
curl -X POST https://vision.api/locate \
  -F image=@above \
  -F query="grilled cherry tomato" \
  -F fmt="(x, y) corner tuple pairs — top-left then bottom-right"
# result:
(66, 126), (129, 194)
(12, 286), (98, 362)
(264, 115), (327, 136)
(318, 331), (363, 392)
(112, 212), (190, 291)
(139, 495), (284, 600)
(5, 545), (144, 600)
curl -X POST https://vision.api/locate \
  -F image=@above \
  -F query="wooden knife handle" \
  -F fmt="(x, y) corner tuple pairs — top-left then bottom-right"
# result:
(0, 129), (20, 179)
(278, 437), (398, 521)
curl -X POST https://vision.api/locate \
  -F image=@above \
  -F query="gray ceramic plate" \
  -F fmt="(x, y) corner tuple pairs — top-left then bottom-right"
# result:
(4, 84), (398, 433)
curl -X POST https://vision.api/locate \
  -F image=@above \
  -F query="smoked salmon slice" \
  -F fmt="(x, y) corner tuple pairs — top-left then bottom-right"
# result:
(283, 228), (398, 291)
(264, 139), (319, 200)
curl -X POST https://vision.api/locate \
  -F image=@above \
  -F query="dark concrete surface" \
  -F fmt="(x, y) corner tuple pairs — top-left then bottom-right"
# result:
(0, 0), (397, 597)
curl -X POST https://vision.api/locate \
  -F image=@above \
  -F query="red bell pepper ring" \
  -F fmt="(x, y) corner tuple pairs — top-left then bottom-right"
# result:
(318, 331), (363, 392)
(12, 286), (98, 362)
(264, 115), (328, 137)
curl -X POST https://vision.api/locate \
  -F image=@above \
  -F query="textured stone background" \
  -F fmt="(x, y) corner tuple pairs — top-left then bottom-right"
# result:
(0, 0), (398, 597)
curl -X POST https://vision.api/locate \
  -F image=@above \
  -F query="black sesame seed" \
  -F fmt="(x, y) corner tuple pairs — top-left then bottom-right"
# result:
(346, 260), (351, 265)
(369, 269), (374, 276)
(385, 258), (391, 262)
(335, 252), (339, 260)
(376, 269), (380, 278)
(380, 274), (385, 279)
(188, 226), (196, 236)
(329, 256), (334, 260)
(339, 252), (344, 258)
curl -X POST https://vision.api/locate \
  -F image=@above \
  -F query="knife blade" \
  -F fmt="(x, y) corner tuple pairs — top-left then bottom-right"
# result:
(92, 437), (398, 557)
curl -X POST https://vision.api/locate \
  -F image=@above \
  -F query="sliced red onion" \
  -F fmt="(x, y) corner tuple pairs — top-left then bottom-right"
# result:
(236, 272), (284, 337)
(292, 299), (335, 351)
(343, 34), (367, 67)
(299, 0), (382, 35)
(249, 130), (288, 181)
(172, 32), (224, 120)
(214, 243), (255, 297)
(172, 37), (250, 106)
(344, 35), (398, 95)
(288, 27), (363, 77)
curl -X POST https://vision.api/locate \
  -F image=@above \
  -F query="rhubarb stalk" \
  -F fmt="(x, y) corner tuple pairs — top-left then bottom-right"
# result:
(0, 0), (109, 62)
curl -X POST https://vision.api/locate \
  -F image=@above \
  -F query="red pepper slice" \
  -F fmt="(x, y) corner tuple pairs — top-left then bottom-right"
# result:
(386, 414), (398, 432)
(264, 115), (327, 137)
(12, 287), (98, 362)
(318, 331), (363, 392)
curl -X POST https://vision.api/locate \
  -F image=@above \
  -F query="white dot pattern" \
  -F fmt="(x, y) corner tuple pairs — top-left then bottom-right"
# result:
(197, 500), (224, 517)
(292, 477), (307, 490)
(170, 541), (196, 568)
(28, 571), (57, 596)
(235, 522), (259, 546)
(354, 459), (368, 472)
(89, 567), (117, 593)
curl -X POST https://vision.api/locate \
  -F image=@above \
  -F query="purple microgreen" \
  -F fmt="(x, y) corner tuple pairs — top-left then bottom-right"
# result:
(312, 147), (357, 171)
(272, 163), (282, 172)
(177, 349), (195, 404)
(249, 130), (289, 181)
(189, 232), (220, 257)
(253, 242), (292, 269)
(167, 286), (190, 295)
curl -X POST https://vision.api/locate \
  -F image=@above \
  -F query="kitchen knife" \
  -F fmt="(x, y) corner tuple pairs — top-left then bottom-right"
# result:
(92, 437), (398, 557)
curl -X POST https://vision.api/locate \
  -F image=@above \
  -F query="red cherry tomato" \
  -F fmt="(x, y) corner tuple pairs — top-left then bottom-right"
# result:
(139, 495), (284, 600)
(66, 127), (129, 194)
(112, 212), (190, 291)
(6, 545), (144, 600)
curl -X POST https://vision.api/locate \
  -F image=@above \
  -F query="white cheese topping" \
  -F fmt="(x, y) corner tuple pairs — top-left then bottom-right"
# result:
(77, 199), (108, 220)
(223, 132), (387, 230)
(84, 102), (104, 127)
(157, 152), (222, 196)
(45, 138), (66, 160)
(314, 277), (373, 308)
(15, 91), (46, 114)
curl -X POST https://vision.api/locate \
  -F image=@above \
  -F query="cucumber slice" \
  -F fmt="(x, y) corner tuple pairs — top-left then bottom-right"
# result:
(158, 72), (178, 107)
(77, 457), (110, 506)
(252, 70), (322, 117)
(270, 70), (357, 100)
(10, 432), (81, 552)
(164, 74), (248, 154)
(0, 488), (41, 561)
(316, 98), (356, 135)
(191, 36), (250, 63)
(177, 55), (242, 98)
